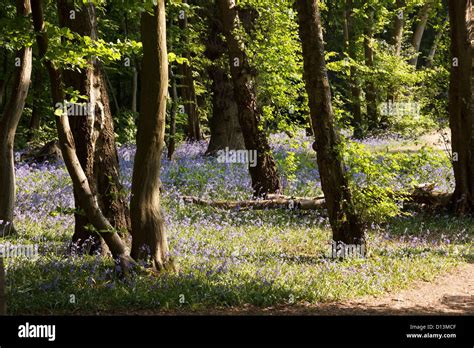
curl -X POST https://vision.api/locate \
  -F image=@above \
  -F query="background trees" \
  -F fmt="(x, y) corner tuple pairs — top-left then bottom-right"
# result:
(0, 0), (469, 273)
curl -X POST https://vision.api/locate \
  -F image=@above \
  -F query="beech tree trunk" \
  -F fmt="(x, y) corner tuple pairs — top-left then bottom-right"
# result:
(130, 0), (175, 272)
(345, 0), (363, 139)
(31, 0), (134, 270)
(0, 0), (33, 237)
(409, 1), (432, 67)
(364, 9), (378, 131)
(217, 0), (281, 197)
(296, 0), (365, 245)
(205, 7), (244, 154)
(167, 65), (178, 160)
(448, 0), (473, 214)
(57, 0), (130, 254)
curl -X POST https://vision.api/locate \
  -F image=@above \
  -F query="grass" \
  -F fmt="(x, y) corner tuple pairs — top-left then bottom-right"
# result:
(1, 132), (472, 314)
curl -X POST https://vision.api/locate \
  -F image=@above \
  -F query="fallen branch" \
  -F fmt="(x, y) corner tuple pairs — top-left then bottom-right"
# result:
(180, 184), (452, 211)
(180, 196), (326, 210)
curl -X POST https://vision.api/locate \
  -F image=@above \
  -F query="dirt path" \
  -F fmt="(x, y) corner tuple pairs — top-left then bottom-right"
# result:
(306, 262), (474, 315)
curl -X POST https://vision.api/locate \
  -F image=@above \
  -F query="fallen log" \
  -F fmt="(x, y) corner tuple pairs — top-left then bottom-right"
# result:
(180, 196), (326, 210)
(180, 184), (452, 211)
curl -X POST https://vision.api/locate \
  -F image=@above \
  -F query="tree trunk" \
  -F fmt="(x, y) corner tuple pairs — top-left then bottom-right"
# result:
(0, 0), (33, 237)
(167, 65), (177, 160)
(130, 0), (175, 272)
(448, 0), (473, 214)
(31, 0), (134, 270)
(131, 66), (138, 113)
(27, 68), (43, 142)
(217, 0), (281, 197)
(56, 0), (130, 254)
(393, 0), (405, 56)
(205, 8), (244, 154)
(345, 0), (363, 139)
(409, 1), (432, 67)
(296, 0), (365, 245)
(364, 9), (378, 131)
(179, 0), (201, 141)
(426, 16), (448, 68)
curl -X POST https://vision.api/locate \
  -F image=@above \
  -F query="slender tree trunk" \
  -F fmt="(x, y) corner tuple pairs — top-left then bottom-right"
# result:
(345, 0), (363, 139)
(167, 65), (178, 160)
(179, 0), (201, 141)
(0, 0), (33, 237)
(386, 0), (405, 105)
(130, 0), (175, 272)
(104, 69), (120, 114)
(426, 16), (448, 68)
(131, 66), (138, 113)
(56, 0), (130, 254)
(31, 0), (134, 270)
(364, 9), (378, 131)
(27, 68), (43, 142)
(448, 0), (473, 214)
(296, 0), (364, 245)
(217, 0), (281, 197)
(409, 1), (432, 67)
(393, 0), (405, 56)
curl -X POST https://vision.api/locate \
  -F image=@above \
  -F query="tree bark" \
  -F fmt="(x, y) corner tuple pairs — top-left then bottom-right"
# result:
(344, 0), (363, 138)
(296, 0), (365, 245)
(217, 0), (281, 197)
(0, 0), (33, 237)
(409, 1), (433, 67)
(130, 0), (175, 272)
(56, 0), (130, 254)
(31, 0), (134, 270)
(205, 8), (244, 154)
(448, 0), (473, 214)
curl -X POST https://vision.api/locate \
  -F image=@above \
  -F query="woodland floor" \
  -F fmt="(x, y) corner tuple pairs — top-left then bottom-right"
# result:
(95, 263), (473, 316)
